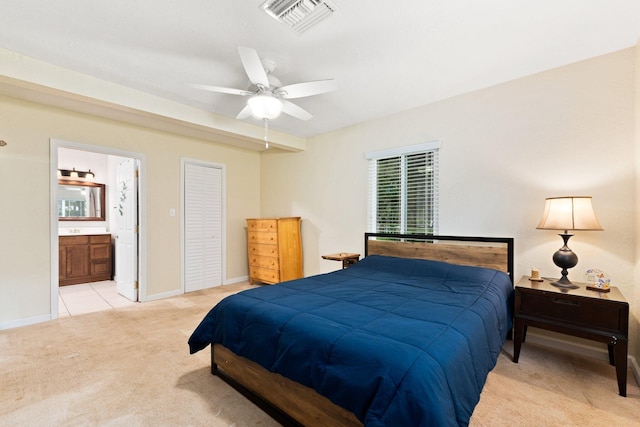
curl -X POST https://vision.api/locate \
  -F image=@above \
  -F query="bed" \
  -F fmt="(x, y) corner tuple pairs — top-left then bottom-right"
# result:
(189, 233), (514, 427)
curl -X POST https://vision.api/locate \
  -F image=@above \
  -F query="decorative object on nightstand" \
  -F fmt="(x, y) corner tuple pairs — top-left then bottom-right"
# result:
(322, 252), (360, 269)
(528, 268), (543, 282)
(584, 268), (611, 292)
(536, 196), (603, 289)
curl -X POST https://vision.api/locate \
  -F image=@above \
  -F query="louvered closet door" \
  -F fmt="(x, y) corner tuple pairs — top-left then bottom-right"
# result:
(184, 163), (223, 292)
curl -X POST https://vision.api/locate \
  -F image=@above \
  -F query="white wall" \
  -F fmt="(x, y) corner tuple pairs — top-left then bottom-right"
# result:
(58, 147), (109, 177)
(0, 95), (261, 328)
(261, 48), (639, 359)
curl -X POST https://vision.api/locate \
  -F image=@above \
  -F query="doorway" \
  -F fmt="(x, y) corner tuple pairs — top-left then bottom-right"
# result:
(50, 139), (146, 319)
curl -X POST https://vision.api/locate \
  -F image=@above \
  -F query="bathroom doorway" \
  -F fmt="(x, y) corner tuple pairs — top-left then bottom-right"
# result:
(50, 139), (147, 319)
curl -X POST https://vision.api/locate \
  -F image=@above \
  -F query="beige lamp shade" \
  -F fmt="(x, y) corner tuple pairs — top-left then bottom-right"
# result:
(537, 196), (603, 231)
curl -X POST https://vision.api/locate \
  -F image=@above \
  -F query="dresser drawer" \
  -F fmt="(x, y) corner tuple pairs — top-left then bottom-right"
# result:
(90, 234), (111, 244)
(90, 244), (111, 260)
(91, 260), (111, 276)
(519, 291), (623, 332)
(251, 267), (279, 284)
(247, 219), (278, 233)
(249, 255), (279, 270)
(60, 235), (89, 245)
(248, 231), (278, 245)
(248, 243), (279, 257)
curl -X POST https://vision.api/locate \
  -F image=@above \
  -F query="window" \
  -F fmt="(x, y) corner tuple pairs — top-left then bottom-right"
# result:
(366, 141), (440, 234)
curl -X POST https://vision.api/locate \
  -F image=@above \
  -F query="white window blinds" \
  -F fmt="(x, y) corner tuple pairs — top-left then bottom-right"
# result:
(366, 141), (440, 234)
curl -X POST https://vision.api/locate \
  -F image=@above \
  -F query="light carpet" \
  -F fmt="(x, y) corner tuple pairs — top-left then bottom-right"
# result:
(1, 283), (638, 426)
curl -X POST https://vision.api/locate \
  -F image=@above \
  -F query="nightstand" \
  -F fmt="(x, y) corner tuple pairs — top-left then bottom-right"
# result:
(513, 276), (629, 396)
(321, 252), (360, 269)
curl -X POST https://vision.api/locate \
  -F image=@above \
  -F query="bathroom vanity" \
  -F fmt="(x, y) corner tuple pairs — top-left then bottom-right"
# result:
(59, 234), (112, 286)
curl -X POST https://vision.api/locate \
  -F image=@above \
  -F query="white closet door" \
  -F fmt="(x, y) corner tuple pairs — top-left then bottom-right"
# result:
(184, 163), (223, 292)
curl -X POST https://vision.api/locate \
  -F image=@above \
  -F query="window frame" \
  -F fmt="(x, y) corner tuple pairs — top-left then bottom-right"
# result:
(366, 141), (441, 234)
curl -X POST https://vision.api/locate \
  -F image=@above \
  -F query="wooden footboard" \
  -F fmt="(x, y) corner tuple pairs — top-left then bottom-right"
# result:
(212, 343), (362, 427)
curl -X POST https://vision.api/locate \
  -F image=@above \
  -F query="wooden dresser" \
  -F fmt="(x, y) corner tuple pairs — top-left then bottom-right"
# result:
(59, 234), (113, 286)
(246, 217), (303, 285)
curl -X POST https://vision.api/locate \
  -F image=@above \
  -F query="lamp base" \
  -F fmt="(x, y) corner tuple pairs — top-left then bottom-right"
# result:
(551, 232), (579, 290)
(550, 276), (579, 290)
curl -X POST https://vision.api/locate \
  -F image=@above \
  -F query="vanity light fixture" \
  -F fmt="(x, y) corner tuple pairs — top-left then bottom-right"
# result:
(58, 168), (96, 179)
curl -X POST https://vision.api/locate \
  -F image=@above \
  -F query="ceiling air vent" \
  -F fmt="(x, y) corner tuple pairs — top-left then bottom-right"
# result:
(260, 0), (337, 34)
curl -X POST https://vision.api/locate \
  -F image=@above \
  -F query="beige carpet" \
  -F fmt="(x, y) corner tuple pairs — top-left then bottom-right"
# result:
(1, 283), (638, 426)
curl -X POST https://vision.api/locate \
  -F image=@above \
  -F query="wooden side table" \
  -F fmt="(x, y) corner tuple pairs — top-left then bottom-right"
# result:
(321, 253), (360, 269)
(513, 276), (629, 396)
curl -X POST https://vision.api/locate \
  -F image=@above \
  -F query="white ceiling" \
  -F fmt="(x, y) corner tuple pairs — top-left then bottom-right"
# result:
(0, 0), (639, 139)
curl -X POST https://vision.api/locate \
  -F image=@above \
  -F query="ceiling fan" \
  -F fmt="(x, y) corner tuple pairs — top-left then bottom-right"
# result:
(192, 46), (337, 122)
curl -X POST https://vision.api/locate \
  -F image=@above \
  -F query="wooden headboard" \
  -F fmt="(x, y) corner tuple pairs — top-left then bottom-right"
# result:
(364, 233), (514, 283)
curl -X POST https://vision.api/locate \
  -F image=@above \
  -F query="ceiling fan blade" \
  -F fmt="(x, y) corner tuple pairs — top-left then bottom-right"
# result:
(236, 105), (252, 120)
(190, 84), (252, 96)
(238, 46), (269, 88)
(282, 100), (313, 121)
(276, 79), (337, 99)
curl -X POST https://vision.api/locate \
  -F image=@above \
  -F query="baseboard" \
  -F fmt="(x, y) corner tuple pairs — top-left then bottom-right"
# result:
(142, 289), (182, 302)
(0, 278), (250, 329)
(225, 275), (249, 285)
(631, 355), (640, 387)
(0, 313), (52, 331)
(526, 331), (609, 360)
(144, 277), (249, 302)
(526, 331), (639, 384)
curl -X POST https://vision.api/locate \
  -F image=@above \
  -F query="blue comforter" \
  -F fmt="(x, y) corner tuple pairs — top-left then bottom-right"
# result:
(189, 255), (513, 426)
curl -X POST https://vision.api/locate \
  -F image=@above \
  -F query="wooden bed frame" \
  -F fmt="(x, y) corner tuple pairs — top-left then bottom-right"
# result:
(211, 233), (514, 427)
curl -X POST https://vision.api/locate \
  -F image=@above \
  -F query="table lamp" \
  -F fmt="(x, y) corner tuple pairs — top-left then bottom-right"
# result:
(536, 196), (603, 289)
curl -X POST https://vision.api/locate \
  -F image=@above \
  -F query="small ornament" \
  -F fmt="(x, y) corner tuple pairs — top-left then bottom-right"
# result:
(584, 268), (610, 292)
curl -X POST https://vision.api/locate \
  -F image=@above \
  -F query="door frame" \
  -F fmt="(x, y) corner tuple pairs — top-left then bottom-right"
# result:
(50, 139), (147, 318)
(180, 158), (226, 293)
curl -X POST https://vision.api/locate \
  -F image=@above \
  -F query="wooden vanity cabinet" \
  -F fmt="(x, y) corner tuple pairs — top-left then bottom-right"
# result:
(59, 234), (112, 286)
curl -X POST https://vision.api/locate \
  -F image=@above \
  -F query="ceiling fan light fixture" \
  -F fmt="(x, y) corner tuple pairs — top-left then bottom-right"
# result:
(248, 94), (284, 120)
(193, 46), (333, 122)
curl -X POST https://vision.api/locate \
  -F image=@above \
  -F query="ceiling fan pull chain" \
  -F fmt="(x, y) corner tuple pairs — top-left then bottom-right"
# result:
(263, 118), (269, 149)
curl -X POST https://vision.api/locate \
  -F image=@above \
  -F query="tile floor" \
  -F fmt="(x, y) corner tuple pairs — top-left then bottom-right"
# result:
(58, 280), (136, 317)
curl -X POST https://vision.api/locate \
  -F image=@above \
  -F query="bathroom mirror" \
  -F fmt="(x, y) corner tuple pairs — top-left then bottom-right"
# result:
(58, 180), (106, 221)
